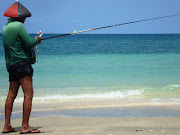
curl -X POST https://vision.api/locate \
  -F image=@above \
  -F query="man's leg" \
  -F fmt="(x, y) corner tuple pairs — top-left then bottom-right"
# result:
(3, 81), (19, 132)
(19, 75), (40, 133)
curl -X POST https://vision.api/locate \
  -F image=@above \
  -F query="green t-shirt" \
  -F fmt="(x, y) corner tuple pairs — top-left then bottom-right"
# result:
(2, 18), (38, 69)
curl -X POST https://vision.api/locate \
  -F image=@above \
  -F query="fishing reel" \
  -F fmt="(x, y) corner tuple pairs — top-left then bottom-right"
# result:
(31, 30), (43, 64)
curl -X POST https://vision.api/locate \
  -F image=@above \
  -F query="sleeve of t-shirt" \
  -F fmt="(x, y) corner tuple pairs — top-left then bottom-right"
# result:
(18, 24), (38, 49)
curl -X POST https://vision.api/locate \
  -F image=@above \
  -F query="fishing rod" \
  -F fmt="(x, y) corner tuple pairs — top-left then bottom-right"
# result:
(41, 14), (180, 41)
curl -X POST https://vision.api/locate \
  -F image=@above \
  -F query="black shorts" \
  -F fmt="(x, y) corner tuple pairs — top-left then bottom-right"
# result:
(8, 61), (34, 82)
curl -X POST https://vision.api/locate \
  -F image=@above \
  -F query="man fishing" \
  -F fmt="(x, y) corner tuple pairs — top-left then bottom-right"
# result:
(2, 1), (41, 134)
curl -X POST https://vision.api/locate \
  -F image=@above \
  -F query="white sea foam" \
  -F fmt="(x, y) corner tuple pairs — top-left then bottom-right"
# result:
(14, 89), (145, 102)
(151, 97), (180, 104)
(162, 84), (180, 90)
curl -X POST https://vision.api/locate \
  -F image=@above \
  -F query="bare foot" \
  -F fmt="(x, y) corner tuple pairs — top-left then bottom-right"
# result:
(2, 127), (18, 133)
(20, 126), (40, 134)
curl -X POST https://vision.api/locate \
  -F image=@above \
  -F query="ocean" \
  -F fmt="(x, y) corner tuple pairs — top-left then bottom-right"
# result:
(0, 34), (180, 117)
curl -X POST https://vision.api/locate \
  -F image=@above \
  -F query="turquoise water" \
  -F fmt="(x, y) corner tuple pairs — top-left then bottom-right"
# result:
(0, 34), (180, 104)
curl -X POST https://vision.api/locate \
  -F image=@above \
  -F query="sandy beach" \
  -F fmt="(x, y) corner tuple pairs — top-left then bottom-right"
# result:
(0, 116), (180, 135)
(1, 100), (180, 134)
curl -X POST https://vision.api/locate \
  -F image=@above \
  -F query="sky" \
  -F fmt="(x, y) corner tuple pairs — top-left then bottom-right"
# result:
(0, 0), (180, 34)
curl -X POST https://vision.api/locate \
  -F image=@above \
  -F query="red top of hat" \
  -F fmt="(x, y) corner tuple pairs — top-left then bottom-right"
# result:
(4, 1), (31, 17)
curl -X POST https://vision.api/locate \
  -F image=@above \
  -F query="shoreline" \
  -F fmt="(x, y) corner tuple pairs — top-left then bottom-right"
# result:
(0, 116), (180, 135)
(1, 102), (180, 120)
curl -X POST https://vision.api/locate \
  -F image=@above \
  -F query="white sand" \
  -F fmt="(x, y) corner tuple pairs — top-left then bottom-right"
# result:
(1, 116), (180, 135)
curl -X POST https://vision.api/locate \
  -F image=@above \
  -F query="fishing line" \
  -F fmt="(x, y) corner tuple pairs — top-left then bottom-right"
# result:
(41, 14), (180, 41)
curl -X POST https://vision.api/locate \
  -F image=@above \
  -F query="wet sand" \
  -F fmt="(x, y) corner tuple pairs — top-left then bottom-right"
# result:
(1, 100), (180, 134)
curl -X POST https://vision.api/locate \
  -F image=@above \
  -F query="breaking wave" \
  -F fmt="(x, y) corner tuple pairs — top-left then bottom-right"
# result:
(15, 89), (145, 102)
